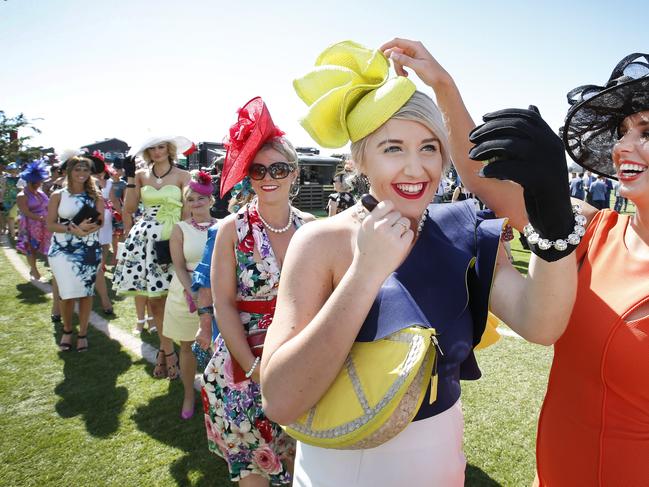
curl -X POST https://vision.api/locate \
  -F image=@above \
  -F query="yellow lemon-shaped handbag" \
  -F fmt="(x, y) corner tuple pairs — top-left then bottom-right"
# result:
(284, 326), (440, 450)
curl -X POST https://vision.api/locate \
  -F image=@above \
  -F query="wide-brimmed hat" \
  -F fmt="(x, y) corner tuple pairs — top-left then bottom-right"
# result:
(562, 52), (649, 179)
(58, 148), (105, 174)
(129, 135), (194, 159)
(294, 40), (416, 149)
(219, 97), (285, 198)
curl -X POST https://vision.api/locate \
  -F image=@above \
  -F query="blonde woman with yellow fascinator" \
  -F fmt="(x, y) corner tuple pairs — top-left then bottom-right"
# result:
(261, 39), (579, 486)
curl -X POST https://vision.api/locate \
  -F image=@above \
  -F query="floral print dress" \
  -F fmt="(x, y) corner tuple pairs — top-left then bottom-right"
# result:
(202, 199), (304, 485)
(16, 188), (51, 256)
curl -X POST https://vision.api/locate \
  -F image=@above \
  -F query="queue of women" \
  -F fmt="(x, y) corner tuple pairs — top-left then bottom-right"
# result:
(4, 37), (647, 486)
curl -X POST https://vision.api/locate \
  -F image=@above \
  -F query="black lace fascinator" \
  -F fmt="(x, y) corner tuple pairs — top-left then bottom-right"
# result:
(562, 53), (649, 179)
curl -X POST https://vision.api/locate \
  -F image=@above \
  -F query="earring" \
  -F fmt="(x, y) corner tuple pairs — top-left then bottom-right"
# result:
(289, 178), (300, 200)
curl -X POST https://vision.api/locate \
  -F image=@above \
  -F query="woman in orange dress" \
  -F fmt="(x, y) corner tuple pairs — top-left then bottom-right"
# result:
(531, 53), (649, 486)
(418, 45), (649, 484)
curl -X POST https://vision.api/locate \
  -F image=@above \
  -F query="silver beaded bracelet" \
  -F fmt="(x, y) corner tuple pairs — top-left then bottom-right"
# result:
(522, 205), (587, 251)
(245, 356), (261, 379)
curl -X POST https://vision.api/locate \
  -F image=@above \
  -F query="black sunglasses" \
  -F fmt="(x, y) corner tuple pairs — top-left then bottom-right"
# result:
(248, 162), (295, 180)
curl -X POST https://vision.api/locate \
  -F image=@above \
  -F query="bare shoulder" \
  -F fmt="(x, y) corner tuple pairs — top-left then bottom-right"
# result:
(175, 166), (191, 182)
(289, 210), (356, 262)
(215, 212), (238, 241)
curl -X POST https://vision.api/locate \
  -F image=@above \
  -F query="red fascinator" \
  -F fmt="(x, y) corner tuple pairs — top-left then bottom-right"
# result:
(189, 170), (214, 196)
(83, 150), (108, 175)
(220, 96), (284, 198)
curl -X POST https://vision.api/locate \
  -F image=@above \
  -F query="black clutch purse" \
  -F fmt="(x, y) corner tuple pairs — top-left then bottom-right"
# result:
(154, 240), (172, 265)
(71, 203), (100, 225)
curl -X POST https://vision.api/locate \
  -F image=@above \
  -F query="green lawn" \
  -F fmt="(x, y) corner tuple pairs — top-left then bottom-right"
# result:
(0, 250), (230, 487)
(2, 234), (553, 486)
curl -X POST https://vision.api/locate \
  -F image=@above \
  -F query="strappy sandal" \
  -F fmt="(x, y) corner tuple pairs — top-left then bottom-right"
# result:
(59, 330), (73, 352)
(153, 350), (167, 378)
(133, 318), (146, 335)
(76, 334), (88, 352)
(146, 317), (157, 334)
(166, 351), (180, 380)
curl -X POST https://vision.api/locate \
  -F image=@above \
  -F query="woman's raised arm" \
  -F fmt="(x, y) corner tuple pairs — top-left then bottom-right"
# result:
(380, 38), (529, 229)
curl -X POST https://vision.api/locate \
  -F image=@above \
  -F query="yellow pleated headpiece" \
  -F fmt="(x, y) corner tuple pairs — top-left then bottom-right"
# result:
(294, 40), (416, 148)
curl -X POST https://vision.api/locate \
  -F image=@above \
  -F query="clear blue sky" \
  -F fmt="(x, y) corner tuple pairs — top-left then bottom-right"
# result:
(1, 0), (645, 156)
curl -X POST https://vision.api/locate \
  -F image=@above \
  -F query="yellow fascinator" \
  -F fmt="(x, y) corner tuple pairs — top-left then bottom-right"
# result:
(294, 40), (416, 148)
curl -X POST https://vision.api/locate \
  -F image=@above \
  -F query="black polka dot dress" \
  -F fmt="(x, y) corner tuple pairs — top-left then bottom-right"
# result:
(112, 185), (182, 297)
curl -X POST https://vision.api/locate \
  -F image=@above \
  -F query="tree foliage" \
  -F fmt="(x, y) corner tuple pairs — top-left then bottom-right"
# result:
(0, 110), (44, 166)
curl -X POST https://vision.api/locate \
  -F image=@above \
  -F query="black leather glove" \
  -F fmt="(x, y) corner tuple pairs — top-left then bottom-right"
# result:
(469, 106), (579, 262)
(122, 155), (136, 178)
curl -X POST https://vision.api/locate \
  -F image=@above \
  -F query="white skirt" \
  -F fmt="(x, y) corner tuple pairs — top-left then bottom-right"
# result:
(98, 207), (112, 246)
(293, 400), (465, 487)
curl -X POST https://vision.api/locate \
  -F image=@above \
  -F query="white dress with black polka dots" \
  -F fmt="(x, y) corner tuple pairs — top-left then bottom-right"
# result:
(112, 185), (183, 297)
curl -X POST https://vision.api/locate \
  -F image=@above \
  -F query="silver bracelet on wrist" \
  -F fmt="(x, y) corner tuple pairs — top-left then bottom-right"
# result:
(245, 356), (261, 379)
(523, 204), (587, 251)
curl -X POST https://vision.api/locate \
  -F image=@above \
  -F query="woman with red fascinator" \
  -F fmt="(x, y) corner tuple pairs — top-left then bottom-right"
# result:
(163, 170), (217, 420)
(201, 97), (314, 486)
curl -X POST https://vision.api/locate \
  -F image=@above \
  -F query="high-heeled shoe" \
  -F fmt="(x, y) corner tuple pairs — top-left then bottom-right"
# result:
(146, 316), (157, 333)
(76, 334), (88, 352)
(166, 351), (180, 380)
(51, 314), (62, 323)
(152, 350), (167, 378)
(59, 330), (73, 352)
(180, 405), (195, 420)
(133, 318), (146, 335)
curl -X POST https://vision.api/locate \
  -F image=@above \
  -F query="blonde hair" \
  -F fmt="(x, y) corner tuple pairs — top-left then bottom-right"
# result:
(65, 156), (101, 203)
(258, 137), (299, 167)
(142, 141), (178, 165)
(350, 91), (452, 174)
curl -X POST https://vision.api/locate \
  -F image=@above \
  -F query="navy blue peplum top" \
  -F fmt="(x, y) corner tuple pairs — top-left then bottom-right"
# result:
(355, 200), (505, 421)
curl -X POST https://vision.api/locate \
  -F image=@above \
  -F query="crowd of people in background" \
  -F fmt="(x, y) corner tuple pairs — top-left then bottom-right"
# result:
(1, 40), (647, 487)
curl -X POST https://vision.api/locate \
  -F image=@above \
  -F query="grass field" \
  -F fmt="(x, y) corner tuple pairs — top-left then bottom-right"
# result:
(1, 229), (554, 486)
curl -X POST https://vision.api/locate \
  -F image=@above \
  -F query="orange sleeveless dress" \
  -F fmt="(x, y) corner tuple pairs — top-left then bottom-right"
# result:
(536, 210), (649, 486)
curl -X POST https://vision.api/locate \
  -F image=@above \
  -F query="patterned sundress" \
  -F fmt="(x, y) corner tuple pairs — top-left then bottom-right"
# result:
(112, 185), (182, 297)
(3, 176), (19, 216)
(201, 199), (304, 485)
(16, 188), (51, 256)
(47, 189), (101, 299)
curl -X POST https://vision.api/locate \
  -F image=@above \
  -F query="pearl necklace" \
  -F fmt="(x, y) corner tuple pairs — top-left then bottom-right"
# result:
(258, 207), (294, 233)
